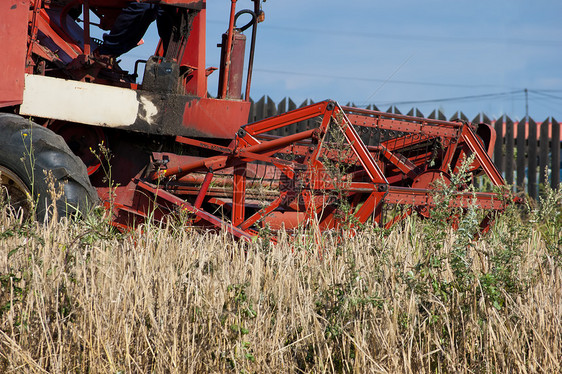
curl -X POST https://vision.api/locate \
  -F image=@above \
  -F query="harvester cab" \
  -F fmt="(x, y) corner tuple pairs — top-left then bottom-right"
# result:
(4, 0), (262, 138)
(0, 0), (517, 239)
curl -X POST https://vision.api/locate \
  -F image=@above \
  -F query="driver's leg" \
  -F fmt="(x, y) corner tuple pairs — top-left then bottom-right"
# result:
(97, 3), (158, 58)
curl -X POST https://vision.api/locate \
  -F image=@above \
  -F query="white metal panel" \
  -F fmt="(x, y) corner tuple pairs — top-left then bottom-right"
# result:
(19, 74), (149, 127)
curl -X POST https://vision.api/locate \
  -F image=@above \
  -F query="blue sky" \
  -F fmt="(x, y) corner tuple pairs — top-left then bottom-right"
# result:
(114, 0), (562, 122)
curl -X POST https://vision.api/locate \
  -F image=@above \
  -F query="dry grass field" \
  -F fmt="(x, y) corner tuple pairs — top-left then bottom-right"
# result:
(1, 186), (561, 373)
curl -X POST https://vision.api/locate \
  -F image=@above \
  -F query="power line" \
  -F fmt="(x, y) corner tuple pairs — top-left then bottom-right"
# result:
(531, 90), (562, 100)
(253, 68), (506, 89)
(365, 55), (413, 102)
(220, 21), (562, 48)
(374, 90), (525, 106)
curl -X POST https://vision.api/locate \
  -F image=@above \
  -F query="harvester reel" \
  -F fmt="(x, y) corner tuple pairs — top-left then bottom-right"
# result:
(108, 100), (515, 240)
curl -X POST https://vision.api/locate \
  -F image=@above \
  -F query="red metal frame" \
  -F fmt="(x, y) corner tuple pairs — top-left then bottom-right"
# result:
(106, 100), (516, 239)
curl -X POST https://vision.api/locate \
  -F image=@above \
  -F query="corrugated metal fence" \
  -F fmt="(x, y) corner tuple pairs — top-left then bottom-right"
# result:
(248, 96), (561, 200)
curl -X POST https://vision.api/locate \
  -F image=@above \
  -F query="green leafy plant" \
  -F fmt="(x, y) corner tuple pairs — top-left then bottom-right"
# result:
(535, 183), (562, 265)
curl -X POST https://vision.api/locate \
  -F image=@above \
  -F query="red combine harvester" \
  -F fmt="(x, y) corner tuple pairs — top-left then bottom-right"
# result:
(0, 0), (515, 239)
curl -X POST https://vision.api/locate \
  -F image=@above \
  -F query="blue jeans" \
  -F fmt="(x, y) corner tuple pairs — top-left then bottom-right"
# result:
(97, 3), (172, 57)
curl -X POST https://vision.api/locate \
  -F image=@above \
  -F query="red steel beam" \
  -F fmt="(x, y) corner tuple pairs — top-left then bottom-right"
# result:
(343, 106), (464, 128)
(232, 163), (246, 226)
(175, 136), (233, 154)
(385, 186), (507, 210)
(240, 192), (288, 231)
(346, 114), (461, 138)
(159, 128), (317, 180)
(194, 171), (213, 209)
(243, 101), (330, 135)
(136, 180), (253, 240)
(460, 126), (506, 186)
(334, 105), (388, 184)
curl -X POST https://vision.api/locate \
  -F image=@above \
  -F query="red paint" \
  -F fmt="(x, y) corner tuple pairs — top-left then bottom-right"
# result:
(181, 9), (207, 96)
(182, 97), (251, 138)
(0, 1), (28, 108)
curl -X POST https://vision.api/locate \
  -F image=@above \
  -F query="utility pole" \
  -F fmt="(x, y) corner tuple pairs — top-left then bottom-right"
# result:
(524, 88), (528, 120)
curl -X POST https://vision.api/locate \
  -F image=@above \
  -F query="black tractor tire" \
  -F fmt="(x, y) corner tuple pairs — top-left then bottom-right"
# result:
(0, 113), (99, 222)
